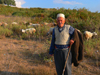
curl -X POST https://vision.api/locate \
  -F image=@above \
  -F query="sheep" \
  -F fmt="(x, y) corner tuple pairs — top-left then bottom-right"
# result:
(22, 29), (26, 33)
(22, 21), (27, 25)
(46, 27), (54, 36)
(0, 22), (2, 26)
(84, 31), (97, 40)
(47, 23), (57, 27)
(21, 28), (36, 34)
(53, 22), (57, 26)
(21, 22), (32, 26)
(28, 24), (40, 27)
(29, 22), (33, 25)
(43, 22), (48, 25)
(0, 22), (8, 27)
(2, 22), (8, 26)
(12, 22), (18, 25)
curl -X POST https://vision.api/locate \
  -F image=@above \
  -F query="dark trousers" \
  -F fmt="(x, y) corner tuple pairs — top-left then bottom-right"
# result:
(54, 48), (72, 75)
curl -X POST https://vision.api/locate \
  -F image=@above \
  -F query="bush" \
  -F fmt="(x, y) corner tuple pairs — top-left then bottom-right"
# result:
(21, 33), (29, 40)
(49, 11), (62, 19)
(35, 25), (49, 37)
(80, 12), (88, 20)
(0, 27), (13, 37)
(12, 11), (34, 17)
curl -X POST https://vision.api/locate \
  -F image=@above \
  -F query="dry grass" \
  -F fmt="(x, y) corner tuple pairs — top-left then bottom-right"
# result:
(0, 38), (100, 75)
(0, 38), (56, 75)
(32, 65), (57, 75)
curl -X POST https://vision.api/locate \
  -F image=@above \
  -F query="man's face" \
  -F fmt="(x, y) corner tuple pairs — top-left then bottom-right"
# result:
(57, 17), (65, 28)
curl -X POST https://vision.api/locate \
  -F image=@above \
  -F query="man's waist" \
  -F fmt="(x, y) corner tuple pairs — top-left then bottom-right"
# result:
(55, 44), (70, 49)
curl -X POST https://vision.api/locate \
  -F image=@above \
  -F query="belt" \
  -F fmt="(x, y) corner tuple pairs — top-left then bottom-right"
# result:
(55, 44), (70, 49)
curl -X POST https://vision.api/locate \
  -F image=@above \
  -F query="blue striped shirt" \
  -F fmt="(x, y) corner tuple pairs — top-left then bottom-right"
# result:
(49, 25), (74, 54)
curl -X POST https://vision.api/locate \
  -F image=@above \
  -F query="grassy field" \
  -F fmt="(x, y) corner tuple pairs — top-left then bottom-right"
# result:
(0, 8), (100, 75)
(0, 38), (100, 75)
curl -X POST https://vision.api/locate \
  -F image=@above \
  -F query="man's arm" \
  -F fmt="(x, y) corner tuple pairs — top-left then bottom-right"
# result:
(69, 26), (75, 45)
(49, 28), (55, 55)
(69, 26), (75, 39)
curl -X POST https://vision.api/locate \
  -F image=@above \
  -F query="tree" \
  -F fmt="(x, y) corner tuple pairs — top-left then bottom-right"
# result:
(0, 0), (16, 6)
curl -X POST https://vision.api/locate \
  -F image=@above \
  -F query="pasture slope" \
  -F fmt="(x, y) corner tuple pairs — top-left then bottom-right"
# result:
(0, 38), (100, 75)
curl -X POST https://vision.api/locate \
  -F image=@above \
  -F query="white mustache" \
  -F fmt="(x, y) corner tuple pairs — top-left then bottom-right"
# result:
(59, 23), (62, 24)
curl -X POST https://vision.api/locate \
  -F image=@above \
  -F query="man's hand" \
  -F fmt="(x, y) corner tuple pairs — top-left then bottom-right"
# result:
(69, 39), (74, 45)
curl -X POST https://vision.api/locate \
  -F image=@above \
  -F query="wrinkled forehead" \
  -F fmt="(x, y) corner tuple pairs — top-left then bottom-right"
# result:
(57, 17), (65, 20)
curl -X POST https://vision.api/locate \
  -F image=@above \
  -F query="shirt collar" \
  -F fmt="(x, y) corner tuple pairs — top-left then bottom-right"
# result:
(57, 24), (65, 32)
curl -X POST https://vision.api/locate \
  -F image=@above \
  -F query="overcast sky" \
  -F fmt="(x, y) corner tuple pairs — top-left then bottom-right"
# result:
(15, 0), (100, 12)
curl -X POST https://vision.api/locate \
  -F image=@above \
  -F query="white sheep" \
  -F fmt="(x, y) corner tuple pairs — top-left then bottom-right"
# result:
(28, 24), (40, 27)
(12, 22), (18, 25)
(22, 29), (26, 33)
(84, 31), (97, 40)
(22, 28), (36, 34)
(46, 27), (54, 36)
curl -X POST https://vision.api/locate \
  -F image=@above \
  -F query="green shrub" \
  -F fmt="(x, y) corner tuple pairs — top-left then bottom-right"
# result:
(35, 25), (49, 37)
(49, 11), (62, 19)
(21, 33), (29, 40)
(12, 11), (26, 16)
(80, 12), (88, 20)
(0, 27), (13, 37)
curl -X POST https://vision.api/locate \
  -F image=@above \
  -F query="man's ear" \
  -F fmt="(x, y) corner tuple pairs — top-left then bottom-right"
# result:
(64, 19), (65, 23)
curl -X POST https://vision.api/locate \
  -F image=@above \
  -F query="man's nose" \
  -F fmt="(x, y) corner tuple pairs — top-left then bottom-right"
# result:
(59, 21), (62, 23)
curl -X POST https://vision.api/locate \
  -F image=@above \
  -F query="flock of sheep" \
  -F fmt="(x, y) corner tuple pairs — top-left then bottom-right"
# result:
(46, 26), (97, 41)
(0, 21), (98, 40)
(22, 23), (97, 41)
(0, 21), (38, 34)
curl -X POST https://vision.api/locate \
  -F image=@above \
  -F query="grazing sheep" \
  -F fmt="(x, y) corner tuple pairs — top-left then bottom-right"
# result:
(22, 21), (27, 25)
(12, 22), (18, 25)
(28, 24), (40, 27)
(29, 22), (33, 25)
(44, 22), (48, 25)
(0, 22), (2, 26)
(21, 22), (32, 26)
(84, 31), (97, 40)
(46, 27), (54, 36)
(47, 23), (57, 27)
(22, 29), (26, 33)
(0, 22), (8, 27)
(22, 28), (36, 34)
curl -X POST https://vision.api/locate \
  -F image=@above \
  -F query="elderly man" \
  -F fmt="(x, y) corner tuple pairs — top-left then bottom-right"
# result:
(49, 13), (75, 75)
